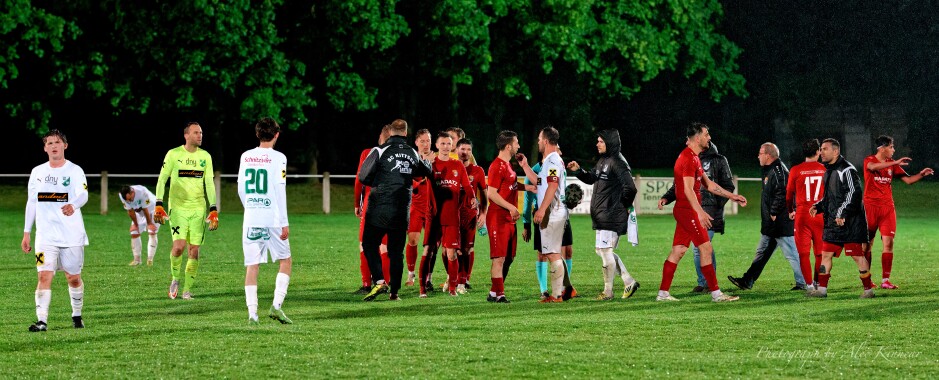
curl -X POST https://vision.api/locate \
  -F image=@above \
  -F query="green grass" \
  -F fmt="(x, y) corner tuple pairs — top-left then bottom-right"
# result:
(1, 183), (937, 378)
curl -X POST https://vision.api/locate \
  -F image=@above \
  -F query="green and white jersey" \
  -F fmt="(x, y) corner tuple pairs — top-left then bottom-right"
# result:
(156, 146), (216, 211)
(237, 147), (288, 227)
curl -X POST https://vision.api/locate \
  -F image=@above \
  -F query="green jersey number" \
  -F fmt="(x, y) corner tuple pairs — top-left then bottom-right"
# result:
(244, 169), (268, 194)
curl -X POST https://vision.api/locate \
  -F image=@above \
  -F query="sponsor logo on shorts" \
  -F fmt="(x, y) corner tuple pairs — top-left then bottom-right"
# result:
(172, 226), (181, 235)
(247, 228), (271, 241)
(246, 197), (272, 208)
(178, 170), (205, 178)
(37, 192), (68, 202)
(35, 252), (45, 266)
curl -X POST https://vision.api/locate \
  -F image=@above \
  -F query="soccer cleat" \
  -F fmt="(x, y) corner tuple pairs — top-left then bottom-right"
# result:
(806, 289), (827, 298)
(72, 316), (84, 329)
(539, 296), (561, 303)
(449, 291), (458, 297)
(441, 281), (449, 293)
(881, 280), (899, 289)
(363, 283), (389, 301)
(487, 295), (498, 302)
(860, 289), (876, 299)
(128, 260), (141, 266)
(424, 281), (435, 293)
(656, 294), (680, 302)
(712, 293), (740, 303)
(464, 282), (473, 290)
(540, 291), (550, 301)
(496, 296), (511, 303)
(269, 306), (293, 324)
(791, 285), (808, 291)
(456, 284), (467, 295)
(727, 276), (751, 290)
(405, 273), (415, 286)
(692, 285), (707, 293)
(248, 317), (260, 325)
(168, 280), (180, 299)
(181, 291), (193, 300)
(147, 260), (154, 266)
(622, 281), (640, 299)
(29, 321), (48, 332)
(419, 293), (428, 299)
(595, 293), (614, 301)
(389, 294), (401, 301)
(354, 286), (371, 295)
(561, 286), (575, 301)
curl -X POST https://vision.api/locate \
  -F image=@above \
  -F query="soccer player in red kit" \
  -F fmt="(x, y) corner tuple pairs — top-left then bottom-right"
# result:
(658, 123), (747, 303)
(862, 135), (934, 289)
(354, 127), (391, 293)
(420, 132), (475, 297)
(786, 139), (827, 290)
(406, 129), (434, 286)
(456, 138), (488, 294)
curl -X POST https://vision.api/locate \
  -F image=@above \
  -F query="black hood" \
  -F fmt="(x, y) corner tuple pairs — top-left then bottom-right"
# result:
(700, 142), (719, 158)
(598, 129), (621, 157)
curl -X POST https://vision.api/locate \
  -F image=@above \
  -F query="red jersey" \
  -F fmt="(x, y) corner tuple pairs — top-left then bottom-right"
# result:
(461, 163), (487, 221)
(786, 161), (826, 213)
(863, 155), (908, 207)
(411, 177), (433, 215)
(354, 148), (372, 211)
(673, 147), (704, 210)
(487, 157), (518, 225)
(431, 157), (471, 226)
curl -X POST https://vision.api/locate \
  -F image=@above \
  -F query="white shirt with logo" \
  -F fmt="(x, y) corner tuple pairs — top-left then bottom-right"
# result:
(238, 147), (288, 227)
(25, 161), (89, 247)
(120, 185), (156, 213)
(536, 151), (568, 219)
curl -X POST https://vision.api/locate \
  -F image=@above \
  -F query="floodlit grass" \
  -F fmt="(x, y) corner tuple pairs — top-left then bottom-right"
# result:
(0, 182), (936, 377)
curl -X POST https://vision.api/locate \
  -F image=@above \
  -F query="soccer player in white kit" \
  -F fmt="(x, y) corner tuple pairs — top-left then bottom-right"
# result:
(238, 117), (293, 325)
(22, 129), (89, 331)
(532, 127), (571, 303)
(119, 185), (160, 266)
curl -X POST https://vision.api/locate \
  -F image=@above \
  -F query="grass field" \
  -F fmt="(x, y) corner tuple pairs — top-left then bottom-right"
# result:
(1, 182), (937, 378)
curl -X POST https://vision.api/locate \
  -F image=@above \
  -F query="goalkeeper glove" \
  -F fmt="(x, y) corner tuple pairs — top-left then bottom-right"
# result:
(154, 201), (167, 224)
(206, 206), (219, 231)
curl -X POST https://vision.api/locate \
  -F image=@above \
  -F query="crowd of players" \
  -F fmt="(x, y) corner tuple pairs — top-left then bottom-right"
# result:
(20, 119), (932, 331)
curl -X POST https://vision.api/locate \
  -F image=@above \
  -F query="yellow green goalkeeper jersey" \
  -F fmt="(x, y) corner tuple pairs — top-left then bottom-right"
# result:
(156, 146), (217, 211)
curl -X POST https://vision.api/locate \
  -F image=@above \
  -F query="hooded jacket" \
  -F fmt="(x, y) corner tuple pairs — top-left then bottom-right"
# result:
(760, 158), (794, 237)
(661, 143), (735, 233)
(814, 155), (868, 243)
(357, 135), (433, 229)
(573, 129), (637, 234)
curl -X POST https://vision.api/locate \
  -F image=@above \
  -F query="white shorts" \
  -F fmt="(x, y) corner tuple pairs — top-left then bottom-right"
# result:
(130, 211), (161, 235)
(35, 245), (84, 274)
(243, 227), (291, 266)
(539, 218), (566, 254)
(595, 230), (620, 249)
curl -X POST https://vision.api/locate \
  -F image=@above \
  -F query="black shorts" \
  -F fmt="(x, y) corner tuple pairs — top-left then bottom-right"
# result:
(533, 218), (573, 251)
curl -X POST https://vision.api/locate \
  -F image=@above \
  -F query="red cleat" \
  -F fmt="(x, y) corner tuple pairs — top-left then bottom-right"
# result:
(539, 296), (563, 303)
(881, 280), (899, 289)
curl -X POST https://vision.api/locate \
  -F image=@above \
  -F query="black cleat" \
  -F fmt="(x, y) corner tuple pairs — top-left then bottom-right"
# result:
(791, 285), (807, 291)
(424, 281), (435, 293)
(496, 296), (511, 303)
(464, 282), (473, 290)
(487, 295), (497, 302)
(354, 286), (371, 295)
(29, 321), (47, 332)
(727, 276), (752, 290)
(72, 316), (84, 329)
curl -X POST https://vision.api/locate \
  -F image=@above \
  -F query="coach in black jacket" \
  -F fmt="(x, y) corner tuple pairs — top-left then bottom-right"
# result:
(808, 138), (874, 298)
(357, 119), (433, 301)
(728, 143), (806, 291)
(567, 129), (640, 300)
(660, 142), (735, 292)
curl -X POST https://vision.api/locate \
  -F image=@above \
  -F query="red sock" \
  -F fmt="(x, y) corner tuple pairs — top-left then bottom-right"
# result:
(447, 259), (459, 293)
(660, 260), (678, 291)
(882, 252), (894, 279)
(863, 246), (872, 270)
(700, 263), (719, 292)
(467, 250), (475, 282)
(359, 251), (371, 287)
(380, 251), (390, 284)
(799, 251), (813, 285)
(406, 244), (418, 272)
(419, 255), (429, 293)
(492, 277), (505, 296)
(860, 272), (874, 289)
(818, 273), (831, 288)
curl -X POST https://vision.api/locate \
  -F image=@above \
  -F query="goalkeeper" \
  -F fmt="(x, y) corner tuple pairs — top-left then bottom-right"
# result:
(154, 122), (218, 300)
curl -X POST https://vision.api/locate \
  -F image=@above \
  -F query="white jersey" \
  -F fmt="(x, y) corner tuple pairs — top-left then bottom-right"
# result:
(238, 147), (288, 228)
(120, 185), (156, 212)
(25, 160), (89, 247)
(536, 151), (568, 219)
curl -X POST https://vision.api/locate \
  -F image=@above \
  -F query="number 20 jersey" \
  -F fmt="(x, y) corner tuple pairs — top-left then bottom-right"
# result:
(238, 147), (288, 227)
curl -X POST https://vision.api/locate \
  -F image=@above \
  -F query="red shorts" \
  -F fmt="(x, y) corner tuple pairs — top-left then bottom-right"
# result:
(865, 204), (897, 238)
(408, 209), (430, 233)
(359, 217), (388, 245)
(487, 222), (517, 259)
(822, 241), (864, 257)
(794, 212), (824, 255)
(672, 207), (711, 248)
(425, 222), (460, 249)
(461, 217), (477, 251)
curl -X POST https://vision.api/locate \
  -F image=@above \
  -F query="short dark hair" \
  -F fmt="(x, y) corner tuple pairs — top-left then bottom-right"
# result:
(456, 138), (472, 147)
(875, 135), (894, 150)
(686, 122), (708, 139)
(496, 130), (517, 152)
(119, 186), (133, 200)
(184, 122), (201, 134)
(446, 127), (465, 140)
(540, 126), (559, 145)
(436, 131), (452, 141)
(41, 129), (67, 144)
(255, 117), (281, 142)
(802, 139), (820, 158)
(415, 128), (430, 139)
(822, 138), (840, 150)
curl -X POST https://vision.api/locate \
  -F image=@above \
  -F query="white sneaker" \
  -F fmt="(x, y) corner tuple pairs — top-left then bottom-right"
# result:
(860, 288), (875, 299)
(712, 293), (740, 303)
(182, 291), (193, 300)
(128, 260), (141, 266)
(656, 294), (680, 302)
(441, 281), (449, 293)
(456, 284), (467, 295)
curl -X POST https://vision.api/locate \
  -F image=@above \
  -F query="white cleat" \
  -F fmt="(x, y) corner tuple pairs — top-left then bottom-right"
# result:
(128, 260), (142, 266)
(181, 291), (193, 300)
(860, 288), (876, 299)
(656, 294), (680, 302)
(712, 293), (740, 303)
(456, 284), (467, 295)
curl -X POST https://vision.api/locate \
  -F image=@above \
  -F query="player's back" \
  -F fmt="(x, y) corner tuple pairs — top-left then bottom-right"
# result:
(789, 161), (826, 212)
(239, 147), (287, 227)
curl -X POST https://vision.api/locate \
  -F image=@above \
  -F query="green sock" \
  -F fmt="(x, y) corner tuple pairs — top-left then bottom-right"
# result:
(184, 259), (199, 292)
(171, 255), (183, 280)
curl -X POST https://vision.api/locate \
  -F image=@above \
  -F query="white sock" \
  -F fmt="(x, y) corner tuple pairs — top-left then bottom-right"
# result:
(710, 289), (723, 300)
(68, 283), (84, 317)
(408, 271), (415, 276)
(613, 253), (635, 286)
(658, 290), (670, 298)
(598, 250), (615, 295)
(245, 285), (258, 319)
(147, 234), (158, 260)
(35, 289), (51, 322)
(549, 260), (565, 297)
(131, 236), (142, 261)
(273, 273), (290, 310)
(882, 277), (890, 283)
